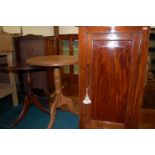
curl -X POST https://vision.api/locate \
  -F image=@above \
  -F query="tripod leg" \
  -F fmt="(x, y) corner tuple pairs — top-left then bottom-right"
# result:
(11, 96), (29, 127)
(47, 97), (57, 129)
(60, 95), (74, 112)
(32, 95), (49, 113)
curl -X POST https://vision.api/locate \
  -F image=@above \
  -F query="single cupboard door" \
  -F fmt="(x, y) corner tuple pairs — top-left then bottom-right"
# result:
(79, 26), (150, 129)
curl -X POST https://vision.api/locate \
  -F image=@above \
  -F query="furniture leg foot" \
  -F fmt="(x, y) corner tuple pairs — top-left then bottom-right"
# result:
(60, 95), (75, 113)
(11, 96), (29, 127)
(32, 95), (49, 114)
(47, 98), (57, 129)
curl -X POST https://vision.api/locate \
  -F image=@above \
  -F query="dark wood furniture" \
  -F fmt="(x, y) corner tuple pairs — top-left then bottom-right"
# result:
(27, 55), (78, 128)
(11, 64), (49, 127)
(14, 35), (51, 94)
(149, 28), (155, 74)
(143, 79), (155, 108)
(14, 34), (78, 95)
(79, 26), (150, 129)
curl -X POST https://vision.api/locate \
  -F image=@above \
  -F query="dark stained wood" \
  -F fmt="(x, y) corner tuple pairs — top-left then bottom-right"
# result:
(44, 36), (57, 55)
(79, 26), (150, 129)
(139, 109), (155, 128)
(11, 65), (49, 127)
(13, 34), (48, 95)
(86, 120), (125, 129)
(143, 80), (155, 108)
(13, 37), (21, 62)
(14, 34), (78, 95)
(58, 34), (78, 40)
(54, 26), (59, 37)
(54, 26), (59, 55)
(13, 37), (24, 92)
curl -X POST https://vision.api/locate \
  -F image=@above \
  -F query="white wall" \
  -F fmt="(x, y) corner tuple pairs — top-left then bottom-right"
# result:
(22, 26), (54, 36)
(3, 26), (78, 35)
(59, 26), (78, 34)
(3, 26), (54, 36)
(3, 26), (21, 34)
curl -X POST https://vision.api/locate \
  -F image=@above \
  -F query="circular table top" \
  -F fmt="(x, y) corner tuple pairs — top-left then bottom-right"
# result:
(11, 63), (42, 71)
(26, 55), (79, 67)
(0, 63), (43, 72)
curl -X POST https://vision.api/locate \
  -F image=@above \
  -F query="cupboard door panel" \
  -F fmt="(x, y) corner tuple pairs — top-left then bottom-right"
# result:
(79, 26), (150, 128)
(91, 40), (131, 123)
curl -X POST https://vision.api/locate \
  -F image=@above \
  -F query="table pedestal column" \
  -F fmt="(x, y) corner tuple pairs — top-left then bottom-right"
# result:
(47, 67), (74, 129)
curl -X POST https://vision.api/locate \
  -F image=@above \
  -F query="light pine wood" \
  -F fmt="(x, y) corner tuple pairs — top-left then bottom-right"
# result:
(0, 51), (18, 106)
(27, 55), (78, 67)
(27, 55), (78, 128)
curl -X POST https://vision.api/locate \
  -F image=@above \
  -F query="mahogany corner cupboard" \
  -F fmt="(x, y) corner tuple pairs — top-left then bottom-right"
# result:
(79, 26), (150, 129)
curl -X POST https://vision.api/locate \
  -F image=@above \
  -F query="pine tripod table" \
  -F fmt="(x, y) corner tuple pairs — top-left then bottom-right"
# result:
(27, 55), (78, 128)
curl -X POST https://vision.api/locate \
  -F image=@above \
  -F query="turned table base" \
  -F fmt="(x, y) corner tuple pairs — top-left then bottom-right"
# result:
(26, 55), (78, 129)
(47, 68), (74, 129)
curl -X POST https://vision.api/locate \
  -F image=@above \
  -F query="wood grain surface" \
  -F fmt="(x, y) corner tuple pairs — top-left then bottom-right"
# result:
(79, 26), (150, 128)
(27, 55), (78, 67)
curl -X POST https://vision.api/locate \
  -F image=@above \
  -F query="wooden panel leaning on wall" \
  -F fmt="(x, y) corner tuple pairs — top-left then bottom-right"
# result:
(79, 26), (150, 129)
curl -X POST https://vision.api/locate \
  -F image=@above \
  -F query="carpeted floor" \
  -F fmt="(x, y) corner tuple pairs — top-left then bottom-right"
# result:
(0, 95), (79, 129)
